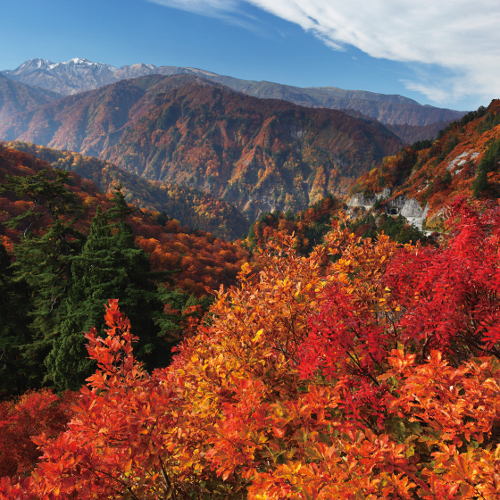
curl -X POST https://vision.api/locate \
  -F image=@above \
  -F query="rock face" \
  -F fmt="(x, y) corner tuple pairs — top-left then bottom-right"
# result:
(347, 188), (391, 210)
(348, 189), (429, 230)
(399, 198), (429, 229)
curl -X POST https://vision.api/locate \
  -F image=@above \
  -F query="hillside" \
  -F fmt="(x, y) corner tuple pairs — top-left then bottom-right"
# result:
(4, 141), (249, 240)
(0, 74), (402, 221)
(2, 58), (465, 129)
(350, 100), (500, 227)
(0, 144), (250, 295)
(0, 74), (61, 122)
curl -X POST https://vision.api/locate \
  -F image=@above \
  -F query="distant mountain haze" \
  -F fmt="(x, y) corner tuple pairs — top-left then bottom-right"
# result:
(0, 73), (61, 121)
(1, 58), (466, 128)
(0, 74), (402, 221)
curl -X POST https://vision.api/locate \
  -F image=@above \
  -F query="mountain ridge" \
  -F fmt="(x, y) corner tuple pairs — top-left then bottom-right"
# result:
(1, 58), (466, 128)
(0, 74), (403, 221)
(0, 73), (61, 122)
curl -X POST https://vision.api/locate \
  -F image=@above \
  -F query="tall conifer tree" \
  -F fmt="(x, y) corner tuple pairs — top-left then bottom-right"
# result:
(0, 244), (32, 396)
(46, 189), (167, 390)
(1, 170), (85, 389)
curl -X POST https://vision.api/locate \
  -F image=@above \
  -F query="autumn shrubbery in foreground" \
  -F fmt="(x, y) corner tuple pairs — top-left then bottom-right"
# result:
(2, 197), (500, 499)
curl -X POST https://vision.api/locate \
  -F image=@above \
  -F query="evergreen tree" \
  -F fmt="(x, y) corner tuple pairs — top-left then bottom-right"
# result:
(473, 137), (500, 198)
(45, 191), (169, 390)
(1, 170), (85, 388)
(0, 244), (32, 397)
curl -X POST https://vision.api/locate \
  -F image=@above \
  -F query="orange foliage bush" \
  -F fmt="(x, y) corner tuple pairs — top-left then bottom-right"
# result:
(1, 196), (499, 499)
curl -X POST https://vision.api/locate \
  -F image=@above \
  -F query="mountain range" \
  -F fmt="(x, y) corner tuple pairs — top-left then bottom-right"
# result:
(1, 58), (466, 129)
(0, 73), (61, 121)
(0, 74), (403, 221)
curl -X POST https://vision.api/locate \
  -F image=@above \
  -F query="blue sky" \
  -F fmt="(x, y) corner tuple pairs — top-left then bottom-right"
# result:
(2, 0), (499, 111)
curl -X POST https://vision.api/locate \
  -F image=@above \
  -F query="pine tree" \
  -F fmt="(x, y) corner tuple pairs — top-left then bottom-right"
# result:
(1, 169), (85, 388)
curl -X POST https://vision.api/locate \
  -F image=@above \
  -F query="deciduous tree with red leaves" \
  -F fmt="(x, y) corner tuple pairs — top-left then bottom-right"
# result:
(0, 389), (76, 479)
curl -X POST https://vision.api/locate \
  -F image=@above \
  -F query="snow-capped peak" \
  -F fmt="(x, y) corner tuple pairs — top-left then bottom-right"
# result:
(64, 58), (93, 65)
(16, 58), (54, 71)
(45, 58), (117, 72)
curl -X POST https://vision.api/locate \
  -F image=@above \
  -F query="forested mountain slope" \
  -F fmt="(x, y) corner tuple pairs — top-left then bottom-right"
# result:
(0, 74), (402, 221)
(350, 100), (500, 227)
(4, 141), (249, 240)
(0, 74), (61, 122)
(0, 144), (249, 295)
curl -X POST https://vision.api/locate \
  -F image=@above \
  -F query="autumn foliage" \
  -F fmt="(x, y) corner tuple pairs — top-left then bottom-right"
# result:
(0, 144), (249, 294)
(0, 390), (76, 478)
(1, 197), (500, 499)
(351, 99), (500, 228)
(4, 141), (249, 241)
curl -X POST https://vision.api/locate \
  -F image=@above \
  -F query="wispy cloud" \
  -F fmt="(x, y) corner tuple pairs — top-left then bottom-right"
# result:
(146, 0), (500, 105)
(146, 0), (256, 30)
(147, 0), (238, 16)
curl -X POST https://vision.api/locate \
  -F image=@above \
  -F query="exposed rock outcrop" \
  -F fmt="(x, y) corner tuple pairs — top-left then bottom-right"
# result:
(348, 189), (429, 231)
(347, 188), (391, 210)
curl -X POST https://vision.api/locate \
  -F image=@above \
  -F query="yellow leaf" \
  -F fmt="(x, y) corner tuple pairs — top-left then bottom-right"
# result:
(241, 262), (252, 274)
(252, 329), (264, 342)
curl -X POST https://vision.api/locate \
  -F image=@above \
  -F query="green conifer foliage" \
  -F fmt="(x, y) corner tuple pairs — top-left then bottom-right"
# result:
(1, 170), (86, 389)
(45, 192), (168, 390)
(0, 244), (32, 396)
(473, 137), (500, 198)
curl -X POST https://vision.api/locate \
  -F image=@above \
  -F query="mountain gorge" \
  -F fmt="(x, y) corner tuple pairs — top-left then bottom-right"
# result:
(4, 141), (249, 240)
(0, 74), (402, 221)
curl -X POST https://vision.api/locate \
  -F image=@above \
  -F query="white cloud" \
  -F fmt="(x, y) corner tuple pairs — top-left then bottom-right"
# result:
(147, 0), (238, 16)
(146, 0), (500, 105)
(146, 0), (256, 30)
